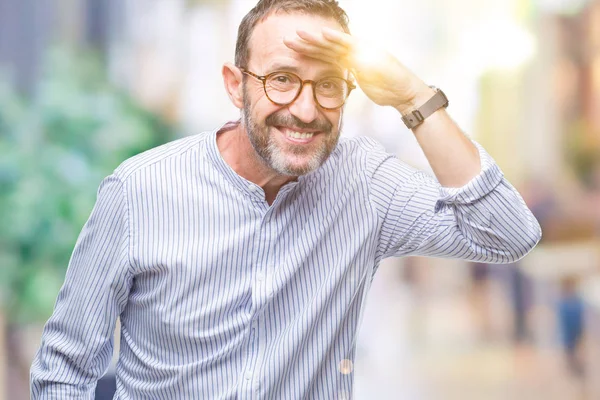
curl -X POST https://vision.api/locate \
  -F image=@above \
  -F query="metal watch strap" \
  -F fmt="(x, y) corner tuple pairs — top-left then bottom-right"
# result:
(401, 87), (449, 129)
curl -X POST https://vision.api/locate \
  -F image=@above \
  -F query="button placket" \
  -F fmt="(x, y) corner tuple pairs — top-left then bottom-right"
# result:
(259, 210), (277, 301)
(254, 215), (274, 305)
(240, 206), (276, 397)
(241, 322), (259, 393)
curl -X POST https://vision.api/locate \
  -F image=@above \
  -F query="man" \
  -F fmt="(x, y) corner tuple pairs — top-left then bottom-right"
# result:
(31, 0), (542, 398)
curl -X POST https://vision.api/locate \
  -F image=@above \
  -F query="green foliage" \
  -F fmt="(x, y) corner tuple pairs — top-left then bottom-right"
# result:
(0, 48), (174, 323)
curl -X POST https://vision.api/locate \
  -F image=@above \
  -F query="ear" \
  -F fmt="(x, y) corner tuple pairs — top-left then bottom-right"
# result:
(222, 63), (244, 109)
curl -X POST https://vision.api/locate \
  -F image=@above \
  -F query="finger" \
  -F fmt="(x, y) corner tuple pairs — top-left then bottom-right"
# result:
(321, 27), (357, 51)
(283, 37), (343, 61)
(295, 29), (349, 56)
(284, 39), (350, 68)
(286, 35), (350, 66)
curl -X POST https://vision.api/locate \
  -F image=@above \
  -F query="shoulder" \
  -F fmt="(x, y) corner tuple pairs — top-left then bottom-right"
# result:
(324, 135), (395, 176)
(335, 135), (387, 157)
(112, 131), (212, 182)
(316, 136), (418, 191)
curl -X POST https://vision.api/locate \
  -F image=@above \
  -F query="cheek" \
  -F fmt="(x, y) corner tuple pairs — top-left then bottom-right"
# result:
(249, 100), (281, 126)
(250, 84), (265, 99)
(326, 110), (343, 131)
(244, 83), (270, 112)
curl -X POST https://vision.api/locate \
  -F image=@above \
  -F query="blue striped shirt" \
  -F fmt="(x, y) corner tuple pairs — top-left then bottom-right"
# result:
(31, 122), (541, 399)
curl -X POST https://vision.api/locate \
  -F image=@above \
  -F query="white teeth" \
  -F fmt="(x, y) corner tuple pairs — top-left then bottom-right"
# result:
(285, 130), (314, 140)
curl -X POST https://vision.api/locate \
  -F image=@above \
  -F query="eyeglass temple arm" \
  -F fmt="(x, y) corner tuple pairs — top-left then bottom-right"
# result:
(239, 68), (266, 82)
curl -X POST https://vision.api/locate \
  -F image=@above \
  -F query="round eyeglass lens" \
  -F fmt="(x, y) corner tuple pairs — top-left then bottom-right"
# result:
(265, 72), (302, 104)
(315, 77), (349, 109)
(265, 72), (349, 108)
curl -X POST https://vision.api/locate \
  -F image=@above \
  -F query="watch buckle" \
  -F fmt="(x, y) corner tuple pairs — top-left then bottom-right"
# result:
(402, 110), (424, 128)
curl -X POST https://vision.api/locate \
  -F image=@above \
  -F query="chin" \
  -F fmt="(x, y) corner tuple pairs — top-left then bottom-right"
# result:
(268, 149), (327, 177)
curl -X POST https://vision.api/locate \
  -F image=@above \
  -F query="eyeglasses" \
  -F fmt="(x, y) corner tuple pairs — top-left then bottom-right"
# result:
(240, 68), (355, 110)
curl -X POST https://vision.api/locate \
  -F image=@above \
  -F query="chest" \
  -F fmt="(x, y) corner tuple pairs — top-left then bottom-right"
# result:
(126, 174), (379, 330)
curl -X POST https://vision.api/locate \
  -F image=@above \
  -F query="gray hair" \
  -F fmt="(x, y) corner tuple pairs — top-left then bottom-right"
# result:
(235, 0), (351, 68)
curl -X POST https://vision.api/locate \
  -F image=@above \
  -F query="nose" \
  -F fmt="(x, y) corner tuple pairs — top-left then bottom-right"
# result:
(287, 82), (320, 124)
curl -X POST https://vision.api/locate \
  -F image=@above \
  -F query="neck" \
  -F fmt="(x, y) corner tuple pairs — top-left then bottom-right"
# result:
(216, 122), (296, 204)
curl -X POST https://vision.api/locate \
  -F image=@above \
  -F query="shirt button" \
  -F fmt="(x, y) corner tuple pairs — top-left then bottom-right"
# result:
(245, 371), (252, 380)
(257, 272), (265, 281)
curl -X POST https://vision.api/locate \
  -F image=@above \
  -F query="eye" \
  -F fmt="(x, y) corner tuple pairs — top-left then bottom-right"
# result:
(267, 72), (299, 91)
(317, 78), (345, 94)
(274, 75), (291, 83)
(269, 73), (297, 84)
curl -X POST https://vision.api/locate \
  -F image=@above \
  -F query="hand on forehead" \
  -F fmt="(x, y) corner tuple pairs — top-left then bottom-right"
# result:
(283, 26), (356, 69)
(250, 12), (351, 74)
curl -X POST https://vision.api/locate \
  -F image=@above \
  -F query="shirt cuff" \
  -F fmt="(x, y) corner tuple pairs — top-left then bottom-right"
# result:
(436, 140), (504, 207)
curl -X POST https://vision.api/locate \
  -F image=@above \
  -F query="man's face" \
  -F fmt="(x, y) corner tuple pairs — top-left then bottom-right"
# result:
(242, 13), (346, 176)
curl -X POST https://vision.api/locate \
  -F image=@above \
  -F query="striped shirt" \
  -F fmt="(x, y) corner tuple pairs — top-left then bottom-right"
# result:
(31, 122), (541, 399)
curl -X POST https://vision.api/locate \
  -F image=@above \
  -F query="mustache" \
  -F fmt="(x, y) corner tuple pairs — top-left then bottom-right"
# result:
(265, 112), (333, 133)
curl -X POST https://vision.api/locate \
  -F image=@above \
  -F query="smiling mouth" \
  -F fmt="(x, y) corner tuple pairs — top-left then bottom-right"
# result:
(274, 126), (320, 143)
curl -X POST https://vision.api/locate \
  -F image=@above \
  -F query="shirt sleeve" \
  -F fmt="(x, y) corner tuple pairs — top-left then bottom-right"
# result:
(30, 174), (133, 399)
(370, 140), (542, 263)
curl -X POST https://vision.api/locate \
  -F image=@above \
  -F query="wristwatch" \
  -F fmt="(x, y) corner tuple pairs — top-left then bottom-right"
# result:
(401, 87), (449, 130)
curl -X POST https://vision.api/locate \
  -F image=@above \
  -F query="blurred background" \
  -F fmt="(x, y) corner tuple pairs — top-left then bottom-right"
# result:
(1, 0), (599, 399)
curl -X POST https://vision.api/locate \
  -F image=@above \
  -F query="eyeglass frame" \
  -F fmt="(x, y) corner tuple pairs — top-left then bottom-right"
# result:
(239, 67), (356, 111)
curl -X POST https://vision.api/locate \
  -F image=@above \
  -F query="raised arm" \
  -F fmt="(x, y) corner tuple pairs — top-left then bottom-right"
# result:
(284, 27), (541, 262)
(284, 27), (484, 188)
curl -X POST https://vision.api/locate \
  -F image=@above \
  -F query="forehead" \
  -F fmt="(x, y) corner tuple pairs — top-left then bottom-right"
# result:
(248, 12), (345, 73)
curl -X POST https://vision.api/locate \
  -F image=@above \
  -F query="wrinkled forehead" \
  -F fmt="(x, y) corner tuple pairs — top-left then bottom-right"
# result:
(247, 11), (346, 75)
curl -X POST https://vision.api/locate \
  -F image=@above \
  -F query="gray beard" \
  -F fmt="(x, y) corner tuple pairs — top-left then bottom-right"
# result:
(241, 90), (342, 176)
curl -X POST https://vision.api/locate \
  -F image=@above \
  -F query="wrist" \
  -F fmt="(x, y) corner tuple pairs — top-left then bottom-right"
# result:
(399, 85), (450, 130)
(394, 84), (436, 115)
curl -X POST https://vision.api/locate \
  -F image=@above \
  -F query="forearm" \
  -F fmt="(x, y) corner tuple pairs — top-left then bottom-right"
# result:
(30, 174), (132, 399)
(395, 86), (481, 188)
(30, 311), (113, 399)
(31, 368), (96, 400)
